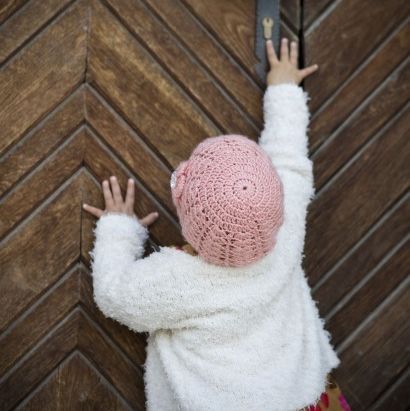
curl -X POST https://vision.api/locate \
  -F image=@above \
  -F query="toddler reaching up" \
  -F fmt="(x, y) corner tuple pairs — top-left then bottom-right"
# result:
(84, 38), (346, 411)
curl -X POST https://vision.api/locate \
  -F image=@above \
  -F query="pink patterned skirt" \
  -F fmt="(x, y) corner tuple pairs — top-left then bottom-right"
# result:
(300, 373), (351, 411)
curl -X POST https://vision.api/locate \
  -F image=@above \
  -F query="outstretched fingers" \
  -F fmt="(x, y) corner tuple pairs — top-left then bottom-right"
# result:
(125, 178), (135, 210)
(110, 176), (123, 205)
(299, 64), (319, 80)
(139, 212), (159, 227)
(280, 38), (289, 62)
(102, 180), (114, 209)
(83, 203), (104, 218)
(266, 40), (278, 67)
(290, 41), (298, 66)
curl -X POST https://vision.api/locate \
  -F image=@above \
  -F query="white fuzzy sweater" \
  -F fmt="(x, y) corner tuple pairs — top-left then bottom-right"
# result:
(89, 83), (340, 411)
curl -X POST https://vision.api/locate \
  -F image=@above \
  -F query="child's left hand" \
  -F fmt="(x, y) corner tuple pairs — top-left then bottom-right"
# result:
(82, 175), (159, 227)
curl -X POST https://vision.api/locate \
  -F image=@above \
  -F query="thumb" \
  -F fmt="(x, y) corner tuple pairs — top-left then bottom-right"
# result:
(299, 64), (319, 80)
(139, 211), (159, 227)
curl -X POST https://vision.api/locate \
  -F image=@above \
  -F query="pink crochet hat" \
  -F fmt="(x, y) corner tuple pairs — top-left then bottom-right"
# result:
(170, 134), (284, 267)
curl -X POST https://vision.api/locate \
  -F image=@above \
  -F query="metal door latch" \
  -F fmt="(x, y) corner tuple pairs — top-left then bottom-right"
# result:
(262, 17), (274, 40)
(255, 0), (281, 83)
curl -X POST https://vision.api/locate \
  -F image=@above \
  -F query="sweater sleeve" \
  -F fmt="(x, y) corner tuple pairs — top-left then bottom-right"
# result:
(258, 83), (315, 266)
(89, 212), (206, 333)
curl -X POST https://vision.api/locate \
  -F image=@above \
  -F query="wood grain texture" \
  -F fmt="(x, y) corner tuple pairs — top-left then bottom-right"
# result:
(0, 0), (28, 24)
(87, 0), (218, 168)
(0, 0), (73, 65)
(182, 0), (259, 76)
(0, 0), (87, 153)
(304, 0), (410, 407)
(85, 86), (174, 212)
(0, 310), (79, 411)
(328, 239), (409, 346)
(303, 0), (335, 29)
(304, 0), (407, 111)
(280, 0), (300, 32)
(77, 311), (146, 410)
(0, 129), (85, 237)
(106, 0), (259, 138)
(308, 20), (409, 152)
(19, 353), (130, 411)
(306, 108), (409, 285)
(146, 0), (264, 125)
(334, 281), (410, 409)
(0, 0), (407, 408)
(0, 267), (80, 376)
(313, 196), (410, 317)
(0, 177), (81, 333)
(313, 58), (409, 190)
(0, 88), (84, 196)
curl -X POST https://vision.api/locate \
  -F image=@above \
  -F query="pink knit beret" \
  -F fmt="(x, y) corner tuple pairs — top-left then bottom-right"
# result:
(170, 134), (284, 267)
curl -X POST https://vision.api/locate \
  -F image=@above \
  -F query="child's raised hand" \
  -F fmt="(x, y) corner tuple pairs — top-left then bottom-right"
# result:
(82, 175), (159, 227)
(266, 38), (319, 86)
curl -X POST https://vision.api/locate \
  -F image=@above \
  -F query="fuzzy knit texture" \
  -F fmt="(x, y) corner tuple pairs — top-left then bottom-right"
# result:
(89, 83), (341, 411)
(171, 134), (284, 267)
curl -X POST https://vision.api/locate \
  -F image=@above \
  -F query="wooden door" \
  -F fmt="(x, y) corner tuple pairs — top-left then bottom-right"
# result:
(0, 0), (408, 410)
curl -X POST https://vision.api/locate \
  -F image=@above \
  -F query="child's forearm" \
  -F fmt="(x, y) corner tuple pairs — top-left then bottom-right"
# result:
(89, 212), (150, 327)
(89, 212), (207, 333)
(258, 83), (315, 266)
(259, 83), (311, 162)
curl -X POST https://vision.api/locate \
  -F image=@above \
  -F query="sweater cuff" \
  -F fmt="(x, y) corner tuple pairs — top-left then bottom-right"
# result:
(263, 83), (310, 128)
(93, 212), (149, 247)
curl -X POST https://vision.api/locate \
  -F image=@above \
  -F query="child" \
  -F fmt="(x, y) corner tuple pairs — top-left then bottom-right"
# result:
(83, 38), (348, 411)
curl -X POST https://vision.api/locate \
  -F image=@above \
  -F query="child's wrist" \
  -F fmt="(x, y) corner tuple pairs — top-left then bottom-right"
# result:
(267, 80), (298, 87)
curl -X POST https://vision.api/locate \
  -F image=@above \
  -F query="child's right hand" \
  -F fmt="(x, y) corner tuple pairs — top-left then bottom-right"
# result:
(266, 38), (319, 86)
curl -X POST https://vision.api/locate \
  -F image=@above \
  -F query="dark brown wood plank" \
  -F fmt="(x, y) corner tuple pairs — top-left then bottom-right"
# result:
(0, 130), (85, 237)
(280, 0), (300, 32)
(82, 132), (183, 246)
(0, 0), (87, 154)
(0, 0), (72, 65)
(372, 368), (410, 411)
(306, 108), (409, 285)
(78, 312), (146, 410)
(313, 196), (410, 316)
(0, 268), (80, 376)
(304, 0), (407, 111)
(0, 88), (84, 197)
(309, 21), (409, 151)
(303, 0), (335, 29)
(105, 0), (258, 138)
(87, 0), (218, 168)
(20, 353), (130, 411)
(328, 239), (409, 346)
(0, 310), (79, 411)
(182, 0), (259, 74)
(313, 58), (409, 189)
(0, 0), (28, 24)
(146, 0), (264, 126)
(0, 175), (81, 332)
(334, 281), (410, 409)
(85, 87), (174, 212)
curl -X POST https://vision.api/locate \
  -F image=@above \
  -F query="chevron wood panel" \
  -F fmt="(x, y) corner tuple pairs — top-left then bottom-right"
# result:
(20, 353), (130, 411)
(0, 0), (29, 24)
(303, 1), (410, 409)
(0, 0), (408, 410)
